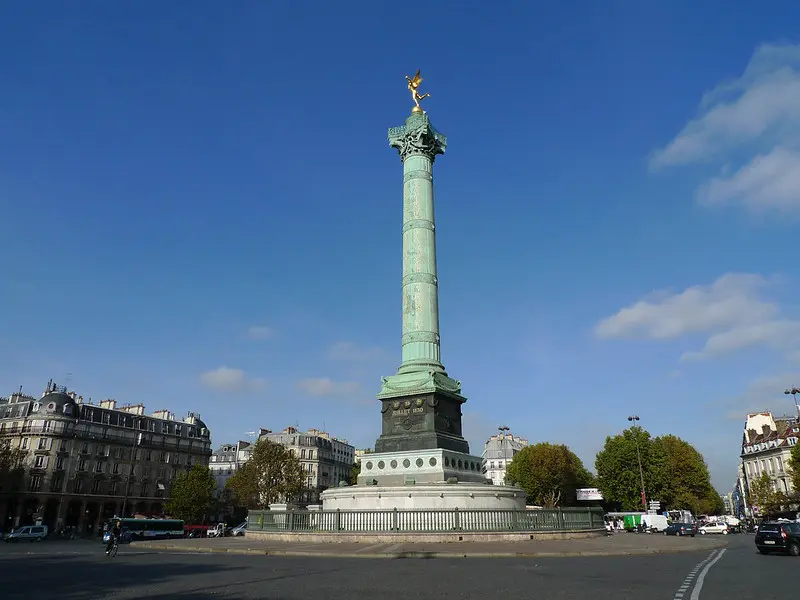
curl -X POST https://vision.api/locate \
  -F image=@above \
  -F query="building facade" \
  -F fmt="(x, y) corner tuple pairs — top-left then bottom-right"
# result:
(0, 381), (212, 535)
(259, 426), (354, 505)
(739, 411), (800, 516)
(481, 430), (529, 486)
(209, 441), (251, 495)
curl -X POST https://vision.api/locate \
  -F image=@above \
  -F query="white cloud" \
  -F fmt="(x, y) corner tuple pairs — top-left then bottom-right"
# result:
(650, 43), (800, 169)
(697, 147), (800, 211)
(326, 341), (384, 362)
(595, 273), (775, 340)
(198, 366), (266, 392)
(246, 325), (274, 340)
(295, 377), (361, 397)
(595, 273), (800, 360)
(650, 43), (800, 214)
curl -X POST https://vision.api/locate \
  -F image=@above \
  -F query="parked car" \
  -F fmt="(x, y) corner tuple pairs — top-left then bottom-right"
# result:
(665, 523), (697, 537)
(754, 521), (800, 556)
(4, 525), (48, 542)
(699, 522), (730, 535)
(231, 522), (247, 537)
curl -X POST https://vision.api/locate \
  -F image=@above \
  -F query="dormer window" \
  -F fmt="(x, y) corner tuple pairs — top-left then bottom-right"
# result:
(64, 405), (73, 416)
(32, 403), (40, 412)
(48, 403), (55, 411)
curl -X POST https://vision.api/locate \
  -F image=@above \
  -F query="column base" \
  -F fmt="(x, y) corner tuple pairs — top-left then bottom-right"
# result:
(375, 371), (470, 454)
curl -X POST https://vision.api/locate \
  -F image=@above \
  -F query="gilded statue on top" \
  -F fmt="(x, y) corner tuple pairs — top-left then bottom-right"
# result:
(405, 69), (430, 113)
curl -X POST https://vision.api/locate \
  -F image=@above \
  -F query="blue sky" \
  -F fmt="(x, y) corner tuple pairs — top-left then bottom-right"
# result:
(2, 1), (800, 491)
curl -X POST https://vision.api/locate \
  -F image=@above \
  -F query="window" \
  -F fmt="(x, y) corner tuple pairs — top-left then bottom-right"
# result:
(114, 447), (123, 459)
(64, 405), (73, 416)
(92, 479), (102, 494)
(56, 457), (66, 471)
(37, 438), (48, 450)
(81, 442), (89, 454)
(113, 462), (120, 474)
(21, 438), (29, 450)
(34, 455), (47, 468)
(74, 479), (84, 493)
(175, 424), (182, 436)
(777, 456), (784, 472)
(29, 475), (42, 491)
(59, 440), (68, 452)
(43, 420), (53, 432)
(109, 481), (118, 495)
(94, 462), (104, 473)
(78, 459), (87, 472)
(50, 474), (63, 492)
(141, 483), (149, 496)
(32, 402), (40, 412)
(145, 450), (152, 462)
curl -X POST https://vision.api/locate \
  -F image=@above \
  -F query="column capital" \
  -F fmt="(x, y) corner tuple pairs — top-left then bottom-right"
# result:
(388, 113), (446, 163)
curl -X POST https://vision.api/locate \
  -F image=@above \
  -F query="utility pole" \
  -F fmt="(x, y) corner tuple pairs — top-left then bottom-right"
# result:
(627, 415), (647, 511)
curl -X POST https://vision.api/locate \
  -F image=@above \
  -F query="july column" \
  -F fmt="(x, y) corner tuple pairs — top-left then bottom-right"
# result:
(388, 113), (448, 375)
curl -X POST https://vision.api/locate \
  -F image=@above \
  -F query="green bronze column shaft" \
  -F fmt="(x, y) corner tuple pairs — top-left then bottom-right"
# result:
(388, 112), (447, 375)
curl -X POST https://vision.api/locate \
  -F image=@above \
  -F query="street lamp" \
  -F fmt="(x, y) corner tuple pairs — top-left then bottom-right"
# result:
(120, 428), (143, 518)
(784, 388), (800, 420)
(627, 415), (647, 511)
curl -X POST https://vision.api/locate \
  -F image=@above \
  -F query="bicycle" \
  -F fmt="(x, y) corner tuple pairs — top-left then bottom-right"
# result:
(105, 535), (119, 558)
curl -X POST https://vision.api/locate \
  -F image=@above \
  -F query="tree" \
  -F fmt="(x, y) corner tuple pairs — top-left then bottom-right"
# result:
(747, 471), (789, 516)
(0, 439), (25, 495)
(595, 427), (666, 511)
(652, 435), (722, 515)
(225, 439), (304, 509)
(595, 428), (720, 514)
(788, 444), (800, 498)
(166, 465), (217, 524)
(504, 443), (593, 507)
(349, 461), (361, 486)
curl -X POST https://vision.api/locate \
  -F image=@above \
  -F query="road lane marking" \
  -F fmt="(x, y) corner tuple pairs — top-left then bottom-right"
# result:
(689, 548), (725, 600)
(672, 549), (722, 600)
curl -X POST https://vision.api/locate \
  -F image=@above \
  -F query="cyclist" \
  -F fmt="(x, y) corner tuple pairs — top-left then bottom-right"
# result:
(106, 519), (121, 554)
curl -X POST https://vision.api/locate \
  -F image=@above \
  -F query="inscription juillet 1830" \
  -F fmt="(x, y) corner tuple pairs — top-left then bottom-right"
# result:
(391, 397), (426, 417)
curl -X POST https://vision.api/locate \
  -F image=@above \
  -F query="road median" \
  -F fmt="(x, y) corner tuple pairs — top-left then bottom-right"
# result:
(135, 532), (730, 559)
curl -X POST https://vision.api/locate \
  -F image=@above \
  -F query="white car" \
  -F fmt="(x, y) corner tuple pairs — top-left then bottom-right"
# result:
(700, 523), (729, 535)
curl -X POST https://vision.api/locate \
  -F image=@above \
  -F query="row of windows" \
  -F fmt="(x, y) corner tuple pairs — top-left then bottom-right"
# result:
(16, 437), (195, 466)
(28, 474), (165, 497)
(745, 454), (787, 478)
(29, 453), (181, 479)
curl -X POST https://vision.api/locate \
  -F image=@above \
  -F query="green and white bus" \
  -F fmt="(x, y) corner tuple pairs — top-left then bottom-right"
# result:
(112, 518), (185, 540)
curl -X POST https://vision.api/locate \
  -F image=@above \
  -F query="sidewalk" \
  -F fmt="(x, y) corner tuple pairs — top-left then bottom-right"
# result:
(135, 532), (729, 558)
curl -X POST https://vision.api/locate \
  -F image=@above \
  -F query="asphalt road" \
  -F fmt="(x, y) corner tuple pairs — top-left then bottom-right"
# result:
(1, 534), (796, 599)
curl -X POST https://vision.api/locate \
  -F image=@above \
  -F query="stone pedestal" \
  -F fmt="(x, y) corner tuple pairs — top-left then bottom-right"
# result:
(321, 482), (525, 512)
(357, 448), (486, 486)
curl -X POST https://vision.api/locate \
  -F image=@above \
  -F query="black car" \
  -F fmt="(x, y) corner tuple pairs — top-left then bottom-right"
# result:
(664, 522), (697, 537)
(754, 521), (800, 555)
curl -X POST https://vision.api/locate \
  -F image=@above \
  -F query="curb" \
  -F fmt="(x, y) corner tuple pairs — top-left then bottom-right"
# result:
(135, 539), (728, 559)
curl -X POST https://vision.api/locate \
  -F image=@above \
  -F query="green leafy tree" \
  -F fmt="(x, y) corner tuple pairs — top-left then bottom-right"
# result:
(505, 443), (593, 507)
(0, 439), (25, 495)
(747, 471), (789, 516)
(652, 435), (721, 515)
(788, 444), (800, 498)
(349, 462), (361, 486)
(225, 439), (304, 509)
(166, 464), (217, 524)
(595, 427), (667, 511)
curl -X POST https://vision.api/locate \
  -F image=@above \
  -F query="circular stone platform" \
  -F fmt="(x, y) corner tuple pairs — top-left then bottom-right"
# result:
(321, 482), (526, 511)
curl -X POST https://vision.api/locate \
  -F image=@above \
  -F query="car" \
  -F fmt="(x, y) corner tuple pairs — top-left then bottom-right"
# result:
(665, 522), (697, 537)
(4, 525), (48, 542)
(699, 522), (730, 535)
(754, 521), (800, 556)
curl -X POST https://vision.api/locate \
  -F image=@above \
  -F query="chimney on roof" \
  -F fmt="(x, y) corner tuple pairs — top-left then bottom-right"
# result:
(99, 399), (117, 410)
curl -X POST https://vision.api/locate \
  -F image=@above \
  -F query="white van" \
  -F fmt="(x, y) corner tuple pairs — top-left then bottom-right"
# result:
(641, 514), (669, 532)
(5, 525), (48, 542)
